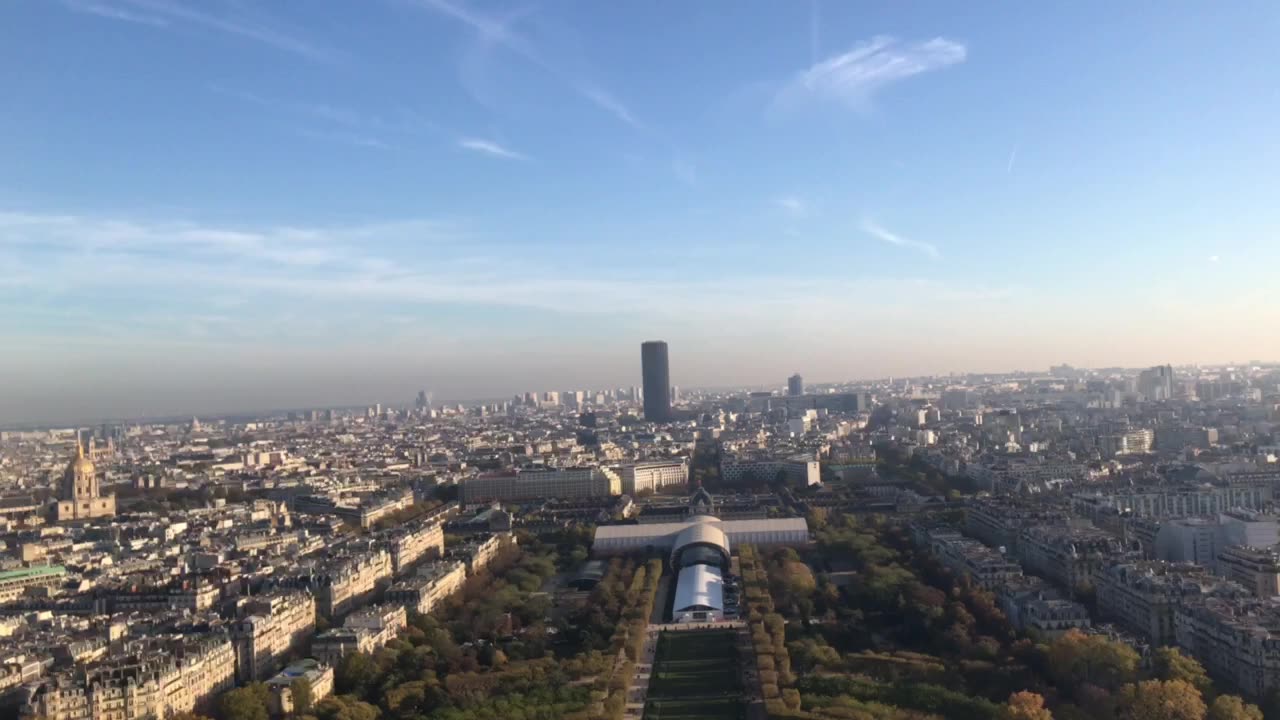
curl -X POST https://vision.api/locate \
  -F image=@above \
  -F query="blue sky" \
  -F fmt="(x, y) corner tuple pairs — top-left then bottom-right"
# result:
(2, 1), (1279, 422)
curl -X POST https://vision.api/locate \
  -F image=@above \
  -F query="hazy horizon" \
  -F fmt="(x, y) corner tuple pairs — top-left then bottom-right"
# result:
(4, 1), (1279, 426)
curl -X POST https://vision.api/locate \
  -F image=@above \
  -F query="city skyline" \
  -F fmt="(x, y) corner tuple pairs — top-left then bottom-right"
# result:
(3, 355), (1274, 428)
(4, 1), (1280, 423)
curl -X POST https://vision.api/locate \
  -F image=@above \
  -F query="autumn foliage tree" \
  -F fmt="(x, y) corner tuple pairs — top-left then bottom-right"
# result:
(1115, 679), (1207, 720)
(1003, 691), (1053, 720)
(1151, 646), (1213, 698)
(1207, 695), (1265, 720)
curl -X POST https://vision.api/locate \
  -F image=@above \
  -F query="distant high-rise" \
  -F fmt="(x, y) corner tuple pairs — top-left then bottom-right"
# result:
(641, 341), (671, 422)
(787, 373), (804, 396)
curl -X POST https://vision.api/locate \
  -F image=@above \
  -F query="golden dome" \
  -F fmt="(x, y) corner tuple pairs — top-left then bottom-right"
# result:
(69, 443), (95, 477)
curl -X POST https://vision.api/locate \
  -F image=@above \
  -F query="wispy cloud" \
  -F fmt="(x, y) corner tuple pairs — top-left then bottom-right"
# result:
(777, 35), (966, 110)
(0, 209), (1005, 332)
(299, 129), (393, 150)
(861, 218), (940, 260)
(775, 195), (808, 218)
(412, 0), (643, 129)
(64, 0), (167, 26)
(458, 138), (527, 160)
(1006, 142), (1020, 174)
(64, 0), (335, 63)
(582, 86), (644, 130)
(212, 85), (442, 150)
(1208, 255), (1221, 263)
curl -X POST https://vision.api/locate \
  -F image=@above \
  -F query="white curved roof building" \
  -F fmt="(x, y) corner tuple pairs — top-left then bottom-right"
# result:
(593, 517), (809, 556)
(669, 519), (730, 568)
(673, 564), (724, 616)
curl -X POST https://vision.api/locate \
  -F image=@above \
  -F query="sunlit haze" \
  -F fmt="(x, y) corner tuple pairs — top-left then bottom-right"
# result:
(3, 1), (1279, 423)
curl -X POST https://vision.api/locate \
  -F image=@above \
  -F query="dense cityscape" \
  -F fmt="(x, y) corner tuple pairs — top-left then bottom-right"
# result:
(0, 341), (1278, 720)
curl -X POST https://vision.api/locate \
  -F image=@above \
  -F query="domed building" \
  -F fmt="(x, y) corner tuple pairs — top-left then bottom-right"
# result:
(53, 440), (116, 522)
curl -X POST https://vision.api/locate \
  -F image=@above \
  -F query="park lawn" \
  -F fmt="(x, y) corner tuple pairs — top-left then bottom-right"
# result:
(645, 697), (743, 720)
(649, 630), (741, 697)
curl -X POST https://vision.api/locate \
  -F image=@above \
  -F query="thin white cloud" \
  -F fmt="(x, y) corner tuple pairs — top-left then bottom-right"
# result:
(1208, 255), (1221, 263)
(1007, 142), (1020, 174)
(0, 209), (1002, 329)
(64, 0), (167, 26)
(775, 195), (808, 218)
(65, 0), (335, 63)
(458, 138), (527, 160)
(861, 218), (940, 260)
(777, 35), (966, 110)
(413, 0), (643, 129)
(299, 129), (393, 150)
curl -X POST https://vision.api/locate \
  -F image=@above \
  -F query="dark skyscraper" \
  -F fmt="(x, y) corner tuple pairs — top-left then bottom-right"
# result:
(787, 373), (804, 396)
(641, 341), (671, 422)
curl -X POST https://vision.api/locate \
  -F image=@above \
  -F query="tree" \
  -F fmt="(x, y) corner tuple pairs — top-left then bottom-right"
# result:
(1207, 695), (1264, 720)
(1151, 647), (1213, 697)
(1002, 691), (1053, 720)
(1048, 629), (1140, 693)
(219, 686), (269, 720)
(1115, 680), (1206, 720)
(289, 679), (313, 715)
(314, 695), (379, 720)
(335, 653), (378, 698)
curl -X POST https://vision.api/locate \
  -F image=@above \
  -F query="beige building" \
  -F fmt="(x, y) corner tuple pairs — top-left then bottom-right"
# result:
(237, 590), (317, 682)
(312, 604), (406, 665)
(448, 533), (511, 575)
(617, 461), (689, 495)
(386, 561), (466, 615)
(315, 550), (392, 618)
(386, 522), (444, 575)
(24, 635), (236, 720)
(53, 442), (116, 523)
(459, 468), (618, 504)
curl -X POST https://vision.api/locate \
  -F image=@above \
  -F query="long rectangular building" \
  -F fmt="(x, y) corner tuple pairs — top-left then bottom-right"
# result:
(593, 517), (808, 555)
(460, 468), (618, 504)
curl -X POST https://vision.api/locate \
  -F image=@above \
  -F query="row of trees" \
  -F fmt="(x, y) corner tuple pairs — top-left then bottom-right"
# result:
(738, 544), (802, 716)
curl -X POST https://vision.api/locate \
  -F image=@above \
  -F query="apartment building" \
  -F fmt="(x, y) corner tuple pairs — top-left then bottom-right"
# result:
(1017, 525), (1127, 593)
(312, 604), (406, 666)
(1218, 545), (1280, 598)
(24, 634), (236, 720)
(1093, 560), (1242, 645)
(1176, 597), (1280, 697)
(929, 532), (1024, 591)
(385, 521), (444, 575)
(448, 533), (511, 575)
(963, 499), (1068, 553)
(386, 561), (466, 615)
(314, 550), (392, 618)
(996, 577), (1091, 639)
(237, 590), (317, 682)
